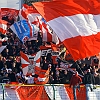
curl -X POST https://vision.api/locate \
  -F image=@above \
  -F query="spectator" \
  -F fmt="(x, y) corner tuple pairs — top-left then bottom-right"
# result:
(1, 73), (10, 83)
(83, 69), (95, 100)
(70, 71), (82, 100)
(8, 69), (17, 82)
(0, 55), (4, 70)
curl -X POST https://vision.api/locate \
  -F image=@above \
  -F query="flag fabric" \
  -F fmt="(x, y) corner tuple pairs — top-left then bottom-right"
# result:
(17, 86), (48, 100)
(28, 20), (39, 38)
(19, 4), (40, 40)
(10, 20), (34, 42)
(33, 0), (100, 60)
(20, 51), (41, 76)
(35, 16), (59, 43)
(4, 84), (100, 100)
(0, 19), (7, 34)
(33, 51), (50, 84)
(19, 4), (59, 44)
(19, 4), (40, 23)
(20, 51), (30, 75)
(0, 8), (19, 21)
(16, 84), (89, 100)
(44, 85), (70, 100)
(34, 67), (50, 84)
(34, 50), (41, 68)
(51, 42), (58, 51)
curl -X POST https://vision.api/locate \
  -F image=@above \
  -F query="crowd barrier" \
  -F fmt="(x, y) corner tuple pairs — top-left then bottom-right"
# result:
(0, 83), (100, 100)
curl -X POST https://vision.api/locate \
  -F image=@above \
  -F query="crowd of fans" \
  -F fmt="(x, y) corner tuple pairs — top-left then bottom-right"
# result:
(0, 16), (100, 86)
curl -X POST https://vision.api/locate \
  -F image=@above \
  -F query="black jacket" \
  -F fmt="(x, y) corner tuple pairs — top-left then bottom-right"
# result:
(83, 72), (95, 85)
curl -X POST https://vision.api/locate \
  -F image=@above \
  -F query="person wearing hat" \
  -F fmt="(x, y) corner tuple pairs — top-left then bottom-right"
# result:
(83, 69), (95, 100)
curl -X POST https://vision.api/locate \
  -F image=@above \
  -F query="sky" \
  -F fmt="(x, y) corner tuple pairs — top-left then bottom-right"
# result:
(0, 0), (23, 10)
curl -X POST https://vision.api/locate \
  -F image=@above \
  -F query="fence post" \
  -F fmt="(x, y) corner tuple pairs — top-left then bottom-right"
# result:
(52, 84), (56, 100)
(1, 83), (5, 100)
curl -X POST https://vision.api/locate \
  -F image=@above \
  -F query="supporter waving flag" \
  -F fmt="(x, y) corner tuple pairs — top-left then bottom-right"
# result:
(33, 0), (100, 60)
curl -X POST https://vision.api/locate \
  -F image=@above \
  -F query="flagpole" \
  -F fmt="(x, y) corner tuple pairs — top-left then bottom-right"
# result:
(76, 61), (84, 76)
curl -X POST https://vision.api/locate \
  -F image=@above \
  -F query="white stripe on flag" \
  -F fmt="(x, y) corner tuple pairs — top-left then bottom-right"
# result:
(48, 14), (100, 42)
(21, 58), (30, 65)
(23, 66), (29, 75)
(44, 85), (70, 100)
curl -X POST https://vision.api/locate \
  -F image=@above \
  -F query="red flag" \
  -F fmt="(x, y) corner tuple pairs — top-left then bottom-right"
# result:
(33, 0), (100, 60)
(0, 8), (19, 21)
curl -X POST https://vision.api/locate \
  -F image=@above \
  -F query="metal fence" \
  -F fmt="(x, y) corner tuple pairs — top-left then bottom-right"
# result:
(0, 84), (100, 100)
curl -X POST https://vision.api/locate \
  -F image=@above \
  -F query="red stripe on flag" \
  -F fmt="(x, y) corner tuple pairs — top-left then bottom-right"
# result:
(20, 51), (29, 63)
(36, 58), (40, 63)
(33, 0), (100, 21)
(63, 33), (100, 60)
(22, 64), (29, 68)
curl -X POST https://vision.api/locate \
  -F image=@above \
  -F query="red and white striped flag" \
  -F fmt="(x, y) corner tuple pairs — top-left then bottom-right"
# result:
(19, 4), (40, 23)
(35, 16), (59, 43)
(19, 4), (40, 39)
(33, 51), (50, 84)
(20, 51), (41, 76)
(20, 51), (30, 75)
(33, 0), (100, 60)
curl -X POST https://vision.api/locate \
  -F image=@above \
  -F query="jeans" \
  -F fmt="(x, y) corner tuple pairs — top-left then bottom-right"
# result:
(85, 84), (93, 100)
(73, 85), (80, 100)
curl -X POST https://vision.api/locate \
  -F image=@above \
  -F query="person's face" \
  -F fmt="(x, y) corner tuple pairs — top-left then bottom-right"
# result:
(5, 74), (8, 77)
(64, 70), (67, 75)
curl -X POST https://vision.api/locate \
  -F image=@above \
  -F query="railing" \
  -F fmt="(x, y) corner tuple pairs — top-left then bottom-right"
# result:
(0, 84), (100, 100)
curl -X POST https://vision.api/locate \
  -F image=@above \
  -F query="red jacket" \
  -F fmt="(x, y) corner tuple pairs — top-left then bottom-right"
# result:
(70, 74), (82, 87)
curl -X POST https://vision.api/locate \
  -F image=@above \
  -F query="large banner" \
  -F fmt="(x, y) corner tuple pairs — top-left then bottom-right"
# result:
(16, 85), (100, 100)
(2, 85), (100, 100)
